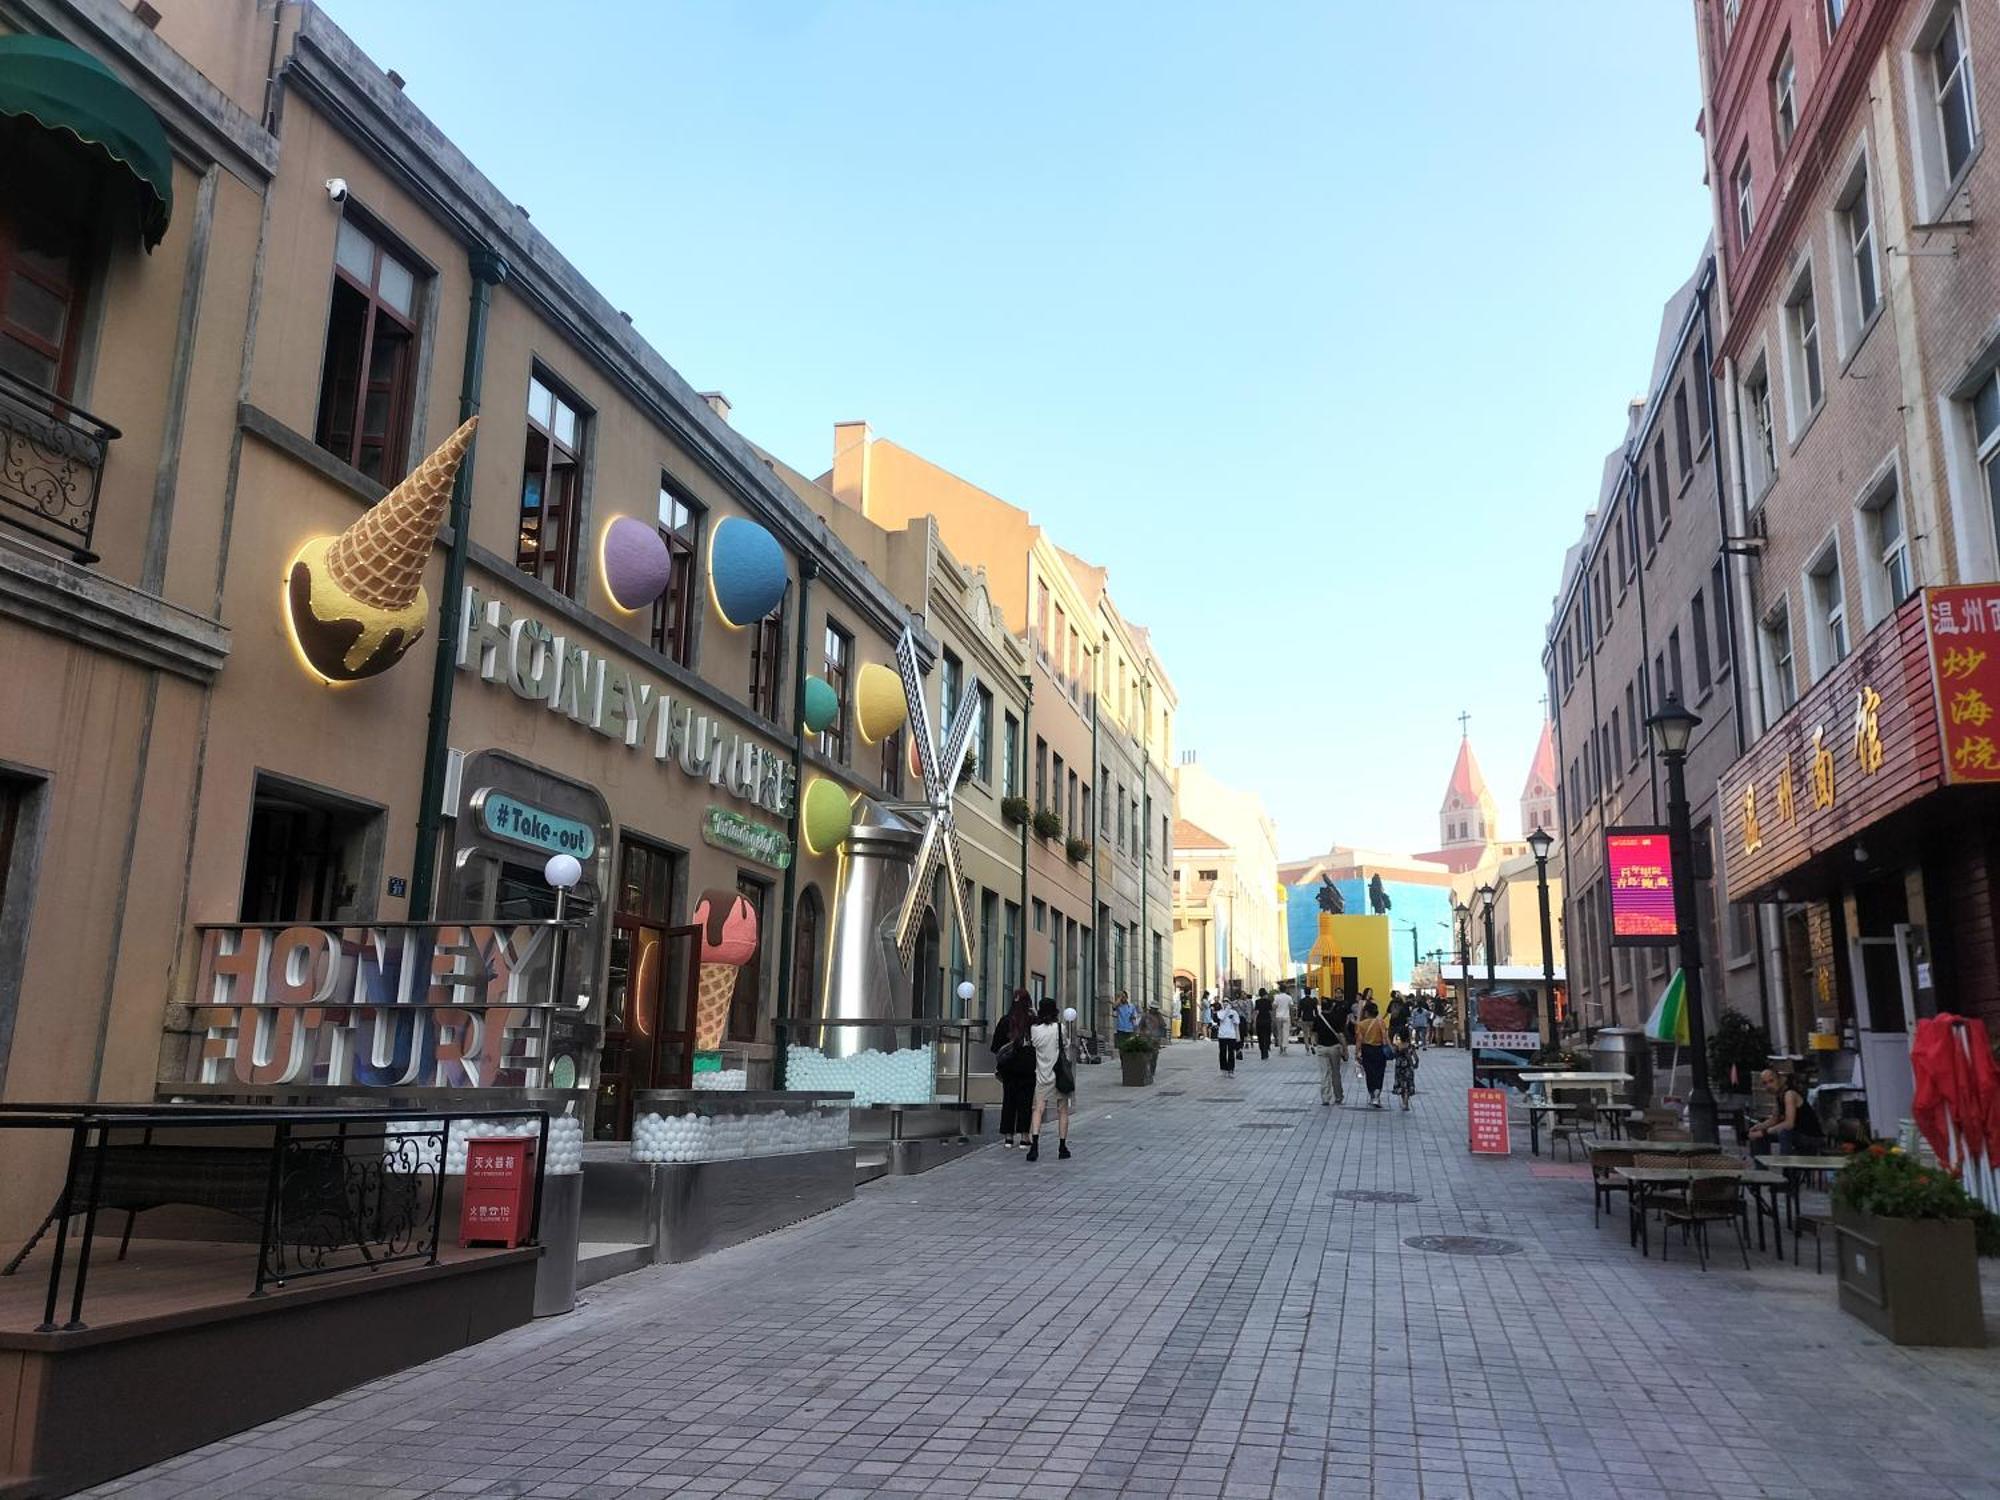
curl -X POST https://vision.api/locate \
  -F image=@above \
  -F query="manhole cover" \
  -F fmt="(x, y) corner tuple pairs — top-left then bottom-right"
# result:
(1237, 1122), (1295, 1130)
(1334, 1190), (1420, 1204)
(1403, 1234), (1522, 1256)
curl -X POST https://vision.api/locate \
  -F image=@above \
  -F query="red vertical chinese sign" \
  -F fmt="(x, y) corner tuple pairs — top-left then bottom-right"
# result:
(1926, 585), (2000, 783)
(1466, 1088), (1511, 1154)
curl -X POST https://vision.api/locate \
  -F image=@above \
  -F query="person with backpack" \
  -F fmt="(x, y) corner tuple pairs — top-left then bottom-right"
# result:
(990, 990), (1037, 1149)
(1214, 993), (1244, 1075)
(1024, 998), (1075, 1161)
(1297, 989), (1320, 1056)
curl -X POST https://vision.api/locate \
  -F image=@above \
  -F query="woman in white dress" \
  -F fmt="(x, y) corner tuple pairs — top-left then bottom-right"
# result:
(1024, 997), (1073, 1162)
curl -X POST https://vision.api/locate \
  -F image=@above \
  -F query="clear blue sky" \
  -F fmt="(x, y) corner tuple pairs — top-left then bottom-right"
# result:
(323, 0), (1714, 858)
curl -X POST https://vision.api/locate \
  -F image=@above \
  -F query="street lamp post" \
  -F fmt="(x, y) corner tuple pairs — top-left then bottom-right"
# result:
(1452, 897), (1472, 1070)
(1476, 882), (1498, 1003)
(1527, 827), (1558, 1049)
(1646, 694), (1717, 1143)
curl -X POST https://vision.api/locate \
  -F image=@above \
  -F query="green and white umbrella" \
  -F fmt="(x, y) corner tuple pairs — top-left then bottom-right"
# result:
(1644, 968), (1690, 1045)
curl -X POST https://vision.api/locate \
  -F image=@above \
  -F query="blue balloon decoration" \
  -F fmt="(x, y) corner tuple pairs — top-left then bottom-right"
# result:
(709, 516), (788, 626)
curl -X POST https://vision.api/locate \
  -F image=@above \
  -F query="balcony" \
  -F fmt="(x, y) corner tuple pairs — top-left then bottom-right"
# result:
(0, 365), (119, 563)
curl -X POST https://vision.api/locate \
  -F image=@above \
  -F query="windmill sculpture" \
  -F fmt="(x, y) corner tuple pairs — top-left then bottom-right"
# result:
(889, 627), (979, 973)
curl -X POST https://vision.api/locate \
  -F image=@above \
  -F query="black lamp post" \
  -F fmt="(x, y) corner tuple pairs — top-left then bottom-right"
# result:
(1646, 694), (1717, 1144)
(1527, 826), (1558, 1048)
(1476, 882), (1498, 1004)
(1452, 899), (1471, 1054)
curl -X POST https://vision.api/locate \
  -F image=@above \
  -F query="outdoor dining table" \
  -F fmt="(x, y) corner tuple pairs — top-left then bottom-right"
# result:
(1586, 1134), (1707, 1154)
(1519, 1071), (1631, 1100)
(1613, 1165), (1787, 1260)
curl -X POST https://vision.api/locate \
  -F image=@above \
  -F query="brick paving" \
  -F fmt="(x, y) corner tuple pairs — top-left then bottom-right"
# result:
(88, 1044), (2000, 1499)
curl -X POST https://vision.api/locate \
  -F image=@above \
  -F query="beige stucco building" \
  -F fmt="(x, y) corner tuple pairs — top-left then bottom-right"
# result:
(821, 424), (1179, 1029)
(1170, 759), (1288, 995)
(0, 0), (953, 1230)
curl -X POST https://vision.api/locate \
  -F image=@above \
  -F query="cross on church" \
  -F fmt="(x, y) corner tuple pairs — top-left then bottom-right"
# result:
(1457, 709), (1471, 738)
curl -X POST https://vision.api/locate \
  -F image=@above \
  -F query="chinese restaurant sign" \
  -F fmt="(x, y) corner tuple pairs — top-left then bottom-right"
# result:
(1721, 593), (1944, 900)
(1606, 829), (1677, 946)
(1467, 1088), (1511, 1154)
(187, 922), (559, 1091)
(1924, 584), (2000, 783)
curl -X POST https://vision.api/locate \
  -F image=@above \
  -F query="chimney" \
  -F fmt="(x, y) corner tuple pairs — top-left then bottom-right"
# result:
(831, 421), (871, 514)
(699, 391), (731, 424)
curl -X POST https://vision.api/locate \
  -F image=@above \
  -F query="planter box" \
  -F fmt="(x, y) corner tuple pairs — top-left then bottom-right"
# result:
(1119, 1051), (1155, 1087)
(1833, 1203), (1986, 1347)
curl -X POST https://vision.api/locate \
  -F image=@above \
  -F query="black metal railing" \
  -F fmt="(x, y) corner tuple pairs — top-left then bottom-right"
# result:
(0, 1103), (549, 1331)
(0, 366), (120, 563)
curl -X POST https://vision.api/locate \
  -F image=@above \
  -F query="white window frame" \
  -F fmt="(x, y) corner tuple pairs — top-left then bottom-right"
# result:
(1734, 152), (1756, 247)
(1762, 599), (1798, 714)
(1968, 366), (2000, 574)
(1803, 535), (1850, 678)
(1905, 1), (1981, 221)
(1854, 454), (1913, 626)
(1782, 260), (1825, 436)
(1742, 351), (1778, 500)
(1774, 48), (1799, 154)
(1829, 147), (1881, 357)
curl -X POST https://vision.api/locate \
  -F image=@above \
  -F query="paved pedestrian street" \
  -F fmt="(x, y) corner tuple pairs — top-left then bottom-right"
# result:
(92, 1046), (2000, 1500)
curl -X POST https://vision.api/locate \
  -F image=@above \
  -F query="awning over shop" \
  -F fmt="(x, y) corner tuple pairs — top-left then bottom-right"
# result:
(0, 33), (173, 249)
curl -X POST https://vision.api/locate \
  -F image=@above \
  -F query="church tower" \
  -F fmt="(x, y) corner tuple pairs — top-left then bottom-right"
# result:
(1439, 730), (1498, 853)
(1520, 720), (1558, 840)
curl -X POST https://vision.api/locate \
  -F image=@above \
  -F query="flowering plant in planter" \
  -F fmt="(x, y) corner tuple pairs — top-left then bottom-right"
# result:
(1001, 796), (1031, 826)
(1032, 807), (1063, 840)
(1065, 836), (1091, 864)
(1834, 1144), (2000, 1256)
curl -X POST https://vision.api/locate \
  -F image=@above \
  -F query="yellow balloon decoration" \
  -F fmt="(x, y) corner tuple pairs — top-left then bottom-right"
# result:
(801, 777), (855, 856)
(855, 661), (908, 745)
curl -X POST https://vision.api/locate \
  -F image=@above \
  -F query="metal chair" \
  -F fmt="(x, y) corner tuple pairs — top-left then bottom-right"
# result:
(1660, 1172), (1750, 1271)
(1549, 1096), (1597, 1162)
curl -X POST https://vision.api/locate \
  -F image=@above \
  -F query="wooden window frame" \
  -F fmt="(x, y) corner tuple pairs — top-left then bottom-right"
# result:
(650, 476), (702, 665)
(314, 212), (423, 483)
(518, 369), (587, 595)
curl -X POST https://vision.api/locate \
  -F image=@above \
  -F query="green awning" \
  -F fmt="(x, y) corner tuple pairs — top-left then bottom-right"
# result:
(0, 33), (172, 250)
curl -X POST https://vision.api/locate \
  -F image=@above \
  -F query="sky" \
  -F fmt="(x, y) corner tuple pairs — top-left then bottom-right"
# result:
(322, 0), (1715, 859)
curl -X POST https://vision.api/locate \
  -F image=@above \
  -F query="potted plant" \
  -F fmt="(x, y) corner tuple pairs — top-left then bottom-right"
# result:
(1066, 835), (1091, 864)
(1832, 1144), (1997, 1347)
(1117, 1031), (1160, 1086)
(1708, 1008), (1771, 1097)
(1032, 807), (1063, 841)
(1001, 795), (1031, 827)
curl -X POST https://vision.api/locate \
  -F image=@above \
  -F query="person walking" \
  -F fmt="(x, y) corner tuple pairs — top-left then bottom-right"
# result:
(1253, 989), (1275, 1061)
(1411, 1000), (1433, 1051)
(1024, 998), (1075, 1161)
(1312, 991), (1352, 1105)
(990, 990), (1037, 1148)
(1298, 990), (1320, 1056)
(1355, 999), (1391, 1108)
(1214, 993), (1244, 1074)
(1391, 1016), (1420, 1110)
(1272, 987), (1294, 1056)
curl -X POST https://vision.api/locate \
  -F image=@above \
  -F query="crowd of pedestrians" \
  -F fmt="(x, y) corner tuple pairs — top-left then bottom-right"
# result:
(1194, 983), (1435, 1111)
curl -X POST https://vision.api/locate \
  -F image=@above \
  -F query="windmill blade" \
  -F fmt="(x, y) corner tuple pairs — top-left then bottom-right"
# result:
(936, 683), (980, 790)
(894, 818), (948, 965)
(895, 630), (941, 791)
(937, 825), (977, 975)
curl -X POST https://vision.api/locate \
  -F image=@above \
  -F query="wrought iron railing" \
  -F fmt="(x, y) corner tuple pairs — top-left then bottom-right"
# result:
(0, 366), (120, 563)
(0, 1103), (548, 1330)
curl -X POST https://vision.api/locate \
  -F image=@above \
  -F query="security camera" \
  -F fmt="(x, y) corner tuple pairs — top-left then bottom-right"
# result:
(324, 178), (349, 203)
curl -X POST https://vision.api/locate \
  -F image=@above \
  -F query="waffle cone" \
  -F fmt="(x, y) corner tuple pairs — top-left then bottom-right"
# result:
(695, 963), (736, 1052)
(326, 416), (478, 610)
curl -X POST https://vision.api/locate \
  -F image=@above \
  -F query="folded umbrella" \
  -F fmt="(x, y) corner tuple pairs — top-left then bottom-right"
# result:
(1644, 969), (1690, 1046)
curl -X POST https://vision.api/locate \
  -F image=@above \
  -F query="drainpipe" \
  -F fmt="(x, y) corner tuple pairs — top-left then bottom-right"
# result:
(772, 557), (818, 1088)
(1016, 672), (1032, 1000)
(1088, 646), (1101, 1034)
(409, 248), (508, 920)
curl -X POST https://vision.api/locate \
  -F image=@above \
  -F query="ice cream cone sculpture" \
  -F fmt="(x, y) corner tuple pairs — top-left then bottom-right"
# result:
(692, 888), (760, 1052)
(285, 417), (478, 682)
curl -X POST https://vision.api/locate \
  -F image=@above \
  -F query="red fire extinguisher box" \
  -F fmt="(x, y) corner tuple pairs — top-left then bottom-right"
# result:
(460, 1135), (537, 1248)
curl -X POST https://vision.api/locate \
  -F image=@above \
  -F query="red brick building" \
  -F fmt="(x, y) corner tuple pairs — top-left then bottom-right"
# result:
(1696, 0), (2000, 1134)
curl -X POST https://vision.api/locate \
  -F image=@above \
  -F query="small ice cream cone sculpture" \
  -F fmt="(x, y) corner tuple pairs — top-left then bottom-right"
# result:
(285, 416), (478, 681)
(692, 888), (759, 1052)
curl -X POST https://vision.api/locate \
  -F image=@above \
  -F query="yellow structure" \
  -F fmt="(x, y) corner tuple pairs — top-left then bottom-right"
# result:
(1309, 914), (1393, 1002)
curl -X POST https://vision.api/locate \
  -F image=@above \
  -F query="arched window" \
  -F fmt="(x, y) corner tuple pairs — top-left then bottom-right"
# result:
(792, 887), (823, 1022)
